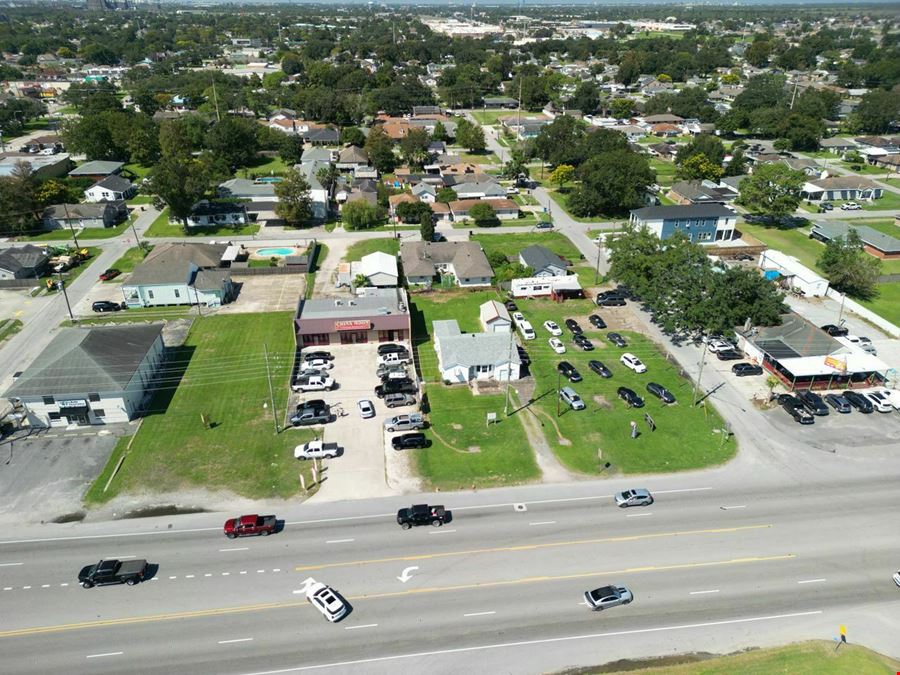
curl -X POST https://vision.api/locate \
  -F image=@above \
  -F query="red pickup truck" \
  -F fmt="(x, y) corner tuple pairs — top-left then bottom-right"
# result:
(223, 514), (278, 539)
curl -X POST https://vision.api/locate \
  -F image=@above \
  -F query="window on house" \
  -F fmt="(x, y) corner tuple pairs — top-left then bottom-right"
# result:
(148, 290), (154, 299)
(42, 395), (54, 405)
(88, 393), (100, 402)
(174, 289), (180, 298)
(93, 409), (105, 417)
(697, 232), (712, 241)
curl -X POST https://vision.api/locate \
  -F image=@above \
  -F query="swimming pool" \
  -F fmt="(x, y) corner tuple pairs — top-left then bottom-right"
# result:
(255, 177), (283, 184)
(256, 247), (296, 257)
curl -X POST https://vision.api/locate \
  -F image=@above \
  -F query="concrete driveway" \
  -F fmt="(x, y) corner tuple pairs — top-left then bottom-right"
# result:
(0, 427), (124, 525)
(298, 341), (415, 502)
(219, 274), (306, 314)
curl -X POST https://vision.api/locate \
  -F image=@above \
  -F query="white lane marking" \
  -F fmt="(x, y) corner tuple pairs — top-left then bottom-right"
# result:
(463, 611), (496, 617)
(60, 583), (69, 587)
(689, 589), (720, 595)
(626, 513), (653, 518)
(326, 539), (355, 544)
(41, 584), (50, 588)
(186, 575), (195, 579)
(720, 505), (747, 510)
(222, 572), (230, 576)
(0, 488), (716, 546)
(150, 578), (158, 582)
(257, 570), (265, 573)
(3, 587), (12, 591)
(22, 586), (31, 589)
(273, 568), (281, 572)
(428, 529), (456, 535)
(797, 578), (826, 584)
(344, 624), (378, 631)
(86, 652), (123, 659)
(0, 562), (23, 567)
(242, 610), (823, 675)
(220, 547), (249, 552)
(104, 555), (135, 560)
(169, 576), (177, 580)
(240, 571), (248, 575)
(204, 573), (212, 577)
(528, 521), (556, 526)
(219, 638), (254, 644)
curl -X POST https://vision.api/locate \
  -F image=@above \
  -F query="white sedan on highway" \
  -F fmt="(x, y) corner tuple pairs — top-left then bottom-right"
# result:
(549, 338), (566, 354)
(543, 320), (562, 336)
(620, 353), (647, 373)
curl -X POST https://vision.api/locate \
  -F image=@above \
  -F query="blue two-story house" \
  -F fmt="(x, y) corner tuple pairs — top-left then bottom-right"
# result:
(629, 204), (737, 243)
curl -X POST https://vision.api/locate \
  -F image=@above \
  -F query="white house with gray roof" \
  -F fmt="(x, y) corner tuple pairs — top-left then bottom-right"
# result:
(518, 245), (567, 277)
(433, 319), (520, 384)
(4, 324), (165, 427)
(400, 241), (493, 287)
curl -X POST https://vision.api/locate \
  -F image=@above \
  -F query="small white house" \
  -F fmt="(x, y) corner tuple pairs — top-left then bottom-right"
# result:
(83, 175), (137, 202)
(510, 275), (583, 298)
(186, 200), (249, 228)
(479, 300), (512, 333)
(758, 249), (829, 297)
(122, 242), (234, 308)
(518, 245), (567, 277)
(338, 251), (399, 288)
(4, 324), (165, 427)
(433, 320), (520, 384)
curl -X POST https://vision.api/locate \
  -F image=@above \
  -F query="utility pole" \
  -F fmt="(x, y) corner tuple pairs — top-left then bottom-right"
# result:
(264, 343), (279, 434)
(556, 368), (561, 418)
(211, 76), (221, 122)
(594, 235), (603, 284)
(789, 79), (799, 110)
(692, 341), (710, 406)
(504, 327), (515, 416)
(516, 77), (523, 144)
(62, 204), (80, 249)
(57, 271), (74, 322)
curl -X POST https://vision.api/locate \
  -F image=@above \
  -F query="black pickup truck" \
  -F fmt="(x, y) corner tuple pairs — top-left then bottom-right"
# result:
(78, 559), (149, 588)
(397, 504), (449, 529)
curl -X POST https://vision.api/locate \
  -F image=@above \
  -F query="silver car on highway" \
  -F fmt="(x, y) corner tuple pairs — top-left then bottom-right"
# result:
(584, 585), (633, 611)
(614, 488), (654, 508)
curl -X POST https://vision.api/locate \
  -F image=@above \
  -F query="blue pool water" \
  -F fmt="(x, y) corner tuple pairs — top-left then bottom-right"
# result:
(255, 177), (283, 184)
(256, 248), (295, 257)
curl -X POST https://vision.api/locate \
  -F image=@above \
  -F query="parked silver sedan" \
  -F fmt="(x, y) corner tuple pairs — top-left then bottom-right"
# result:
(357, 399), (375, 419)
(614, 488), (654, 508)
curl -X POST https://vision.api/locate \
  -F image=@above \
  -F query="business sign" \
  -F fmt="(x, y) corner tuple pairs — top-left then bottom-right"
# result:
(824, 355), (847, 373)
(334, 320), (371, 331)
(58, 399), (88, 409)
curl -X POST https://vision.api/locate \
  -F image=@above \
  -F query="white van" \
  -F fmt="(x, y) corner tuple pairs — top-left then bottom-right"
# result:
(517, 319), (536, 341)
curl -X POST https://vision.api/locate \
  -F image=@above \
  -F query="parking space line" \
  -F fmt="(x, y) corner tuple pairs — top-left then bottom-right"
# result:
(344, 624), (378, 631)
(463, 611), (496, 617)
(86, 652), (123, 659)
(528, 521), (556, 526)
(0, 562), (23, 567)
(428, 529), (456, 535)
(625, 513), (652, 517)
(220, 547), (249, 552)
(689, 589), (719, 595)
(797, 578), (826, 584)
(326, 539), (355, 544)
(218, 638), (253, 644)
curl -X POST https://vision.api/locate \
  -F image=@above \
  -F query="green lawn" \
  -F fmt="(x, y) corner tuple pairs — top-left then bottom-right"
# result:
(866, 191), (900, 211)
(623, 641), (899, 675)
(241, 155), (290, 177)
(124, 162), (152, 180)
(410, 291), (539, 490)
(470, 110), (513, 126)
(342, 238), (400, 261)
(127, 194), (154, 205)
(882, 177), (900, 189)
(514, 193), (539, 207)
(511, 297), (733, 473)
(22, 220), (130, 242)
(547, 188), (620, 223)
(472, 231), (584, 263)
(0, 319), (23, 344)
(145, 208), (260, 237)
(106, 245), (152, 276)
(458, 151), (500, 165)
(650, 159), (677, 187)
(84, 313), (318, 504)
(837, 161), (892, 177)
(860, 281), (900, 328)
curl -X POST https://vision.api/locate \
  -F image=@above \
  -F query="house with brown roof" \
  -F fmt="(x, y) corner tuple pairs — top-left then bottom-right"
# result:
(400, 241), (493, 287)
(449, 198), (520, 222)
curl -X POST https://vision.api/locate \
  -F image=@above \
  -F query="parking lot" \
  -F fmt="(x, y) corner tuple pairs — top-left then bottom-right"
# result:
(219, 274), (307, 314)
(289, 341), (419, 502)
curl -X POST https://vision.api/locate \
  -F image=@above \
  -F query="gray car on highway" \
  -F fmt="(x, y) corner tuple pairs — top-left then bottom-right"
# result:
(584, 585), (633, 610)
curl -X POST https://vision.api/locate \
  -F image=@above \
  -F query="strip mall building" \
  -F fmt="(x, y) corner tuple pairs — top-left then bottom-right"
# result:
(294, 288), (411, 347)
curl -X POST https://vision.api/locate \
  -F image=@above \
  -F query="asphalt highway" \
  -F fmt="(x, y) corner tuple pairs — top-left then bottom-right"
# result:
(1, 474), (899, 674)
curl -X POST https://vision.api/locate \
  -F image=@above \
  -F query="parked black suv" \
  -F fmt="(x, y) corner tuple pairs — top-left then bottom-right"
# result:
(797, 390), (829, 416)
(716, 349), (743, 361)
(573, 334), (594, 351)
(820, 324), (849, 337)
(778, 394), (814, 424)
(91, 300), (123, 313)
(617, 386), (644, 408)
(391, 432), (429, 450)
(646, 382), (676, 404)
(607, 332), (628, 348)
(732, 363), (763, 377)
(377, 343), (409, 356)
(588, 314), (607, 329)
(375, 379), (417, 398)
(589, 360), (612, 378)
(302, 351), (333, 362)
(597, 295), (626, 307)
(565, 319), (583, 335)
(504, 299), (518, 312)
(842, 390), (874, 413)
(557, 361), (582, 382)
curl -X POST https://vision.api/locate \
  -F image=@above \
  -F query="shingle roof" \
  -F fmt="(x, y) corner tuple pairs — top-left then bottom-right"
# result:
(42, 203), (112, 220)
(747, 313), (843, 359)
(0, 245), (48, 274)
(91, 174), (133, 192)
(811, 221), (900, 255)
(808, 176), (878, 190)
(519, 245), (566, 273)
(400, 241), (493, 279)
(437, 331), (521, 370)
(127, 243), (227, 286)
(479, 300), (511, 325)
(631, 204), (734, 220)
(5, 324), (163, 397)
(69, 160), (123, 176)
(218, 178), (277, 199)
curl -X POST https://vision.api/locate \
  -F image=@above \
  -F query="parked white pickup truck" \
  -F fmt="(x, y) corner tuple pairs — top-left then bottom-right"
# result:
(294, 440), (342, 460)
(291, 375), (335, 392)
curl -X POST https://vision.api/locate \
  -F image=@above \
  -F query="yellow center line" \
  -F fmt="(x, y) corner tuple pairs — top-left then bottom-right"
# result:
(294, 524), (774, 572)
(0, 552), (794, 640)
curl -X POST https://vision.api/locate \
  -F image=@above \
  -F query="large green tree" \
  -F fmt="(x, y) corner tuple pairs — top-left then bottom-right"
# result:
(204, 117), (260, 170)
(736, 163), (805, 218)
(342, 199), (384, 230)
(399, 127), (431, 169)
(148, 155), (214, 227)
(274, 168), (313, 228)
(364, 126), (396, 174)
(854, 89), (900, 134)
(817, 229), (882, 300)
(568, 150), (654, 218)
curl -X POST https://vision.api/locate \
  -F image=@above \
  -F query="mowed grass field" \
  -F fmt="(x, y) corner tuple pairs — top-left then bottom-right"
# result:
(512, 296), (733, 474)
(613, 641), (899, 675)
(342, 237), (399, 261)
(411, 291), (539, 490)
(85, 313), (317, 504)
